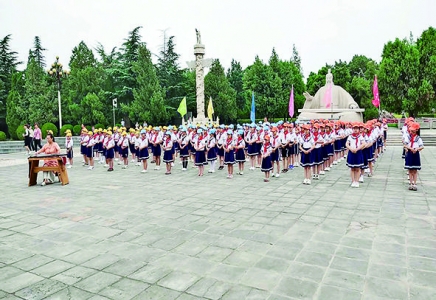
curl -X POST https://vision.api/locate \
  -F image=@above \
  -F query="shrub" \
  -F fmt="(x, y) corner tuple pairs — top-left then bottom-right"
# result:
(387, 123), (398, 128)
(85, 125), (92, 132)
(15, 125), (26, 141)
(41, 122), (58, 138)
(0, 131), (6, 141)
(94, 123), (105, 130)
(60, 124), (74, 136)
(73, 125), (82, 136)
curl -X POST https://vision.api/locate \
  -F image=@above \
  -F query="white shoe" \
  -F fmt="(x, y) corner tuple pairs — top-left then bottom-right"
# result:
(41, 181), (46, 186)
(359, 175), (364, 183)
(239, 171), (244, 175)
(141, 170), (147, 173)
(333, 161), (338, 165)
(320, 171), (325, 175)
(117, 162), (122, 165)
(67, 165), (72, 169)
(325, 167), (330, 171)
(351, 182), (356, 187)
(115, 158), (119, 161)
(182, 168), (187, 171)
(344, 155), (347, 158)
(131, 159), (134, 163)
(104, 164), (109, 167)
(275, 173), (279, 177)
(208, 170), (212, 173)
(355, 182), (360, 188)
(156, 166), (160, 170)
(307, 179), (311, 185)
(87, 166), (94, 170)
(364, 168), (369, 174)
(171, 162), (174, 167)
(303, 179), (307, 184)
(272, 174), (276, 177)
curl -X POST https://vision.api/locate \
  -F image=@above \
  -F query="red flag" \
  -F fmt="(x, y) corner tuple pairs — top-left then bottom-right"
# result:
(288, 86), (294, 117)
(372, 75), (380, 108)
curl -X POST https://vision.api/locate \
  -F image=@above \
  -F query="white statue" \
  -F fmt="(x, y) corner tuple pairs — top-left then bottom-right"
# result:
(195, 28), (201, 44)
(303, 69), (359, 110)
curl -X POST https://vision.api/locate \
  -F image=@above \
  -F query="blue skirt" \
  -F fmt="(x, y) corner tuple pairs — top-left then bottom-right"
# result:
(163, 150), (173, 163)
(207, 148), (217, 161)
(261, 156), (273, 172)
(235, 149), (245, 162)
(121, 147), (129, 158)
(80, 145), (86, 155)
(312, 147), (323, 165)
(195, 150), (207, 165)
(334, 140), (341, 153)
(67, 149), (73, 159)
(106, 148), (114, 159)
(179, 145), (189, 158)
(247, 144), (258, 156)
(152, 145), (161, 157)
(139, 148), (149, 160)
(224, 151), (235, 165)
(346, 150), (364, 168)
(129, 143), (135, 155)
(86, 146), (94, 158)
(300, 149), (313, 167)
(325, 144), (334, 157)
(404, 151), (421, 170)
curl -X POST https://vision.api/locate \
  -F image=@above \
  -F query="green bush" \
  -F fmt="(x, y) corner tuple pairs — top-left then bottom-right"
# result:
(41, 122), (58, 138)
(60, 124), (74, 136)
(0, 131), (6, 141)
(15, 125), (26, 141)
(115, 123), (122, 128)
(85, 125), (92, 132)
(73, 125), (82, 135)
(94, 123), (105, 130)
(387, 123), (398, 128)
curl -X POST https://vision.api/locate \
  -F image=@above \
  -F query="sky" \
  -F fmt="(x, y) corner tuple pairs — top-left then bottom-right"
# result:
(1, 0), (435, 79)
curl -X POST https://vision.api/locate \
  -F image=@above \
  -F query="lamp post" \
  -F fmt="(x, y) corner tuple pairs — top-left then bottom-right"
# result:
(48, 56), (69, 129)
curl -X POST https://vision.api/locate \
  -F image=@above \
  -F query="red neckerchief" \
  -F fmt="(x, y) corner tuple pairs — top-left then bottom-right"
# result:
(313, 131), (319, 142)
(153, 133), (157, 142)
(410, 134), (417, 148)
(237, 136), (243, 147)
(272, 134), (278, 146)
(197, 135), (203, 148)
(263, 142), (270, 153)
(303, 133), (311, 142)
(165, 137), (170, 147)
(226, 137), (233, 148)
(351, 133), (359, 147)
(320, 131), (326, 138)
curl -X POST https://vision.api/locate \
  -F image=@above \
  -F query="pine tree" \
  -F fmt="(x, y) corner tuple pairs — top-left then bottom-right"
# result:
(124, 44), (168, 125)
(6, 72), (25, 138)
(156, 36), (183, 110)
(227, 59), (245, 118)
(32, 36), (46, 68)
(291, 44), (303, 75)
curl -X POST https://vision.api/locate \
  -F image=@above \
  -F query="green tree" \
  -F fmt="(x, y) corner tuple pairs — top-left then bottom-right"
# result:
(306, 66), (330, 95)
(205, 59), (237, 123)
(123, 44), (168, 125)
(25, 57), (56, 124)
(291, 44), (303, 75)
(6, 72), (25, 138)
(32, 36), (46, 68)
(417, 27), (436, 109)
(179, 69), (197, 117)
(243, 56), (282, 120)
(0, 34), (21, 126)
(226, 59), (245, 118)
(378, 37), (430, 116)
(156, 35), (183, 112)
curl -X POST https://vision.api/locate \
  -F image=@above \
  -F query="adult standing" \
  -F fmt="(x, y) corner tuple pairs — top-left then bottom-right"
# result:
(23, 124), (32, 154)
(28, 125), (34, 151)
(33, 123), (42, 150)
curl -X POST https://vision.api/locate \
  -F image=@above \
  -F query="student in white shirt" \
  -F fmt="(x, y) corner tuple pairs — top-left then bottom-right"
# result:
(346, 123), (366, 188)
(404, 122), (424, 191)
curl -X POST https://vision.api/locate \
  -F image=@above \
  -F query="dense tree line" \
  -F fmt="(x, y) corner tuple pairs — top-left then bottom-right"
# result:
(1, 27), (435, 139)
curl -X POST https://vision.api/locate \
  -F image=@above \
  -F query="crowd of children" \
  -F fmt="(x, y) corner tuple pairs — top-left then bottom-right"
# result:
(61, 117), (423, 190)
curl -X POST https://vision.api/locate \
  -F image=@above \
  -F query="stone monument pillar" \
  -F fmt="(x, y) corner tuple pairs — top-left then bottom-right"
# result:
(188, 29), (213, 125)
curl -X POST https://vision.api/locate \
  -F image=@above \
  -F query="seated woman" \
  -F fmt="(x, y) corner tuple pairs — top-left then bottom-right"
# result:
(35, 133), (61, 186)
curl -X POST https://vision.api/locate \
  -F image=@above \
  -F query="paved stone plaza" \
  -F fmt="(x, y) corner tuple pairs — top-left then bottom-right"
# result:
(0, 146), (436, 299)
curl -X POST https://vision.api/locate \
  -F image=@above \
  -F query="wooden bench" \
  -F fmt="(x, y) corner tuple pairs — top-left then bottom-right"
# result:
(28, 154), (69, 186)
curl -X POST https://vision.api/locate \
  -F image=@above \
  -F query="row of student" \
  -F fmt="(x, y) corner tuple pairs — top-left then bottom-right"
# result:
(65, 119), (388, 186)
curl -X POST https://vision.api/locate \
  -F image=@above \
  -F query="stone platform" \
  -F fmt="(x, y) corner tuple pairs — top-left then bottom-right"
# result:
(0, 146), (436, 299)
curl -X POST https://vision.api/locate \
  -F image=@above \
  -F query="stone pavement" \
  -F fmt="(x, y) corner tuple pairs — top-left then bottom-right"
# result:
(0, 146), (436, 300)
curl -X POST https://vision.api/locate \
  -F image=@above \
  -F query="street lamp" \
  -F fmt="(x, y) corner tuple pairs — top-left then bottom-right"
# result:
(47, 56), (69, 129)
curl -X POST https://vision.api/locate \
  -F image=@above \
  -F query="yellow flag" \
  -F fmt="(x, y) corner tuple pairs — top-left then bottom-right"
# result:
(177, 97), (187, 117)
(207, 97), (214, 120)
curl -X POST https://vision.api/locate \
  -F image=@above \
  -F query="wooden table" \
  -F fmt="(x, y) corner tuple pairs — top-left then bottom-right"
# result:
(28, 154), (69, 186)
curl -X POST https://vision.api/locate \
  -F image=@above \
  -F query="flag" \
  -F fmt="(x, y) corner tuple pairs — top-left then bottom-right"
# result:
(372, 75), (380, 108)
(288, 85), (294, 118)
(250, 92), (255, 123)
(177, 97), (187, 117)
(207, 97), (214, 120)
(323, 83), (332, 108)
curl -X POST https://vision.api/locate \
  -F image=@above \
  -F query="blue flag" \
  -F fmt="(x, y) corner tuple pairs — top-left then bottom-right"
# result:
(250, 92), (255, 123)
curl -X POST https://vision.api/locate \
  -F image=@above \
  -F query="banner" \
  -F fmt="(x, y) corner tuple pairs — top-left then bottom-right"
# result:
(372, 75), (380, 108)
(177, 97), (187, 117)
(250, 92), (255, 123)
(288, 86), (294, 118)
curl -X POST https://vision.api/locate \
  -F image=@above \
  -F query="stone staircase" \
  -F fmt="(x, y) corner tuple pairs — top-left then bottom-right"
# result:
(386, 129), (436, 146)
(0, 137), (81, 154)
